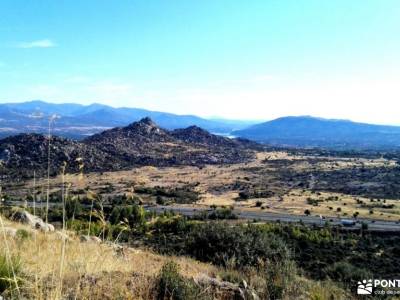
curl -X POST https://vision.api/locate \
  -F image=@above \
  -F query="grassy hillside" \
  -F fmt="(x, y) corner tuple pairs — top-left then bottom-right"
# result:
(0, 213), (350, 299)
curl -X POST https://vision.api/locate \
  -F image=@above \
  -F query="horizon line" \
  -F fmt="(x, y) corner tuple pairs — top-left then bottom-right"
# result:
(1, 99), (400, 127)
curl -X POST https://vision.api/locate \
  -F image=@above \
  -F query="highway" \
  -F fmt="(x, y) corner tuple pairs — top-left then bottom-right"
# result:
(146, 205), (400, 232)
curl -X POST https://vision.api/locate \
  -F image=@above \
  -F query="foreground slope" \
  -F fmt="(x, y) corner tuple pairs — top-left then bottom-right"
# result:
(234, 116), (400, 149)
(0, 217), (217, 299)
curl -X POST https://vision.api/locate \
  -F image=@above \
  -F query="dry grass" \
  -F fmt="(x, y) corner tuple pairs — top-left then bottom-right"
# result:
(0, 218), (217, 299)
(0, 217), (351, 299)
(242, 189), (400, 221)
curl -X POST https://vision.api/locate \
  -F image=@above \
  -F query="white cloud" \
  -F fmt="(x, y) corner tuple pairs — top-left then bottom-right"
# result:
(16, 39), (56, 48)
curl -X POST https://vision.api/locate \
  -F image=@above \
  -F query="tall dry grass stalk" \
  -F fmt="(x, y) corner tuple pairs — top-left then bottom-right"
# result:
(0, 216), (21, 298)
(57, 162), (68, 297)
(33, 170), (36, 216)
(45, 114), (59, 225)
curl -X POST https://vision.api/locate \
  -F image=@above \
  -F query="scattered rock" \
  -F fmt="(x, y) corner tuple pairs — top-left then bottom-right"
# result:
(11, 210), (55, 232)
(1, 227), (17, 237)
(194, 274), (259, 300)
(240, 279), (248, 289)
(195, 274), (238, 290)
(80, 235), (102, 243)
(55, 231), (71, 242)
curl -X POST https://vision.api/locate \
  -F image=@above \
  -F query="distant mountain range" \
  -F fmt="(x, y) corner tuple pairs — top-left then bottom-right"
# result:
(0, 100), (257, 139)
(233, 116), (400, 150)
(1, 101), (400, 150)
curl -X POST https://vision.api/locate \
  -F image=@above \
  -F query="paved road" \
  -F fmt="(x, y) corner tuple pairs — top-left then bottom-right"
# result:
(146, 205), (400, 232)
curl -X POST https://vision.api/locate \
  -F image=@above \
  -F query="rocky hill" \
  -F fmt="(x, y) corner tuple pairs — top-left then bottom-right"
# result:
(84, 117), (257, 166)
(0, 118), (259, 178)
(171, 125), (263, 150)
(0, 133), (124, 178)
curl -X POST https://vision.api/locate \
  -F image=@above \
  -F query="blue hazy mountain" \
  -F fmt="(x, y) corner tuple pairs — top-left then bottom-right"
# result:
(0, 100), (252, 139)
(3, 102), (400, 150)
(233, 116), (400, 150)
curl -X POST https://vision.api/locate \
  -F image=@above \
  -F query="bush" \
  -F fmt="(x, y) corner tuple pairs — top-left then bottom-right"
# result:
(65, 197), (83, 219)
(218, 269), (246, 285)
(156, 196), (166, 205)
(324, 261), (371, 287)
(186, 223), (291, 268)
(0, 253), (22, 294)
(67, 219), (103, 236)
(361, 222), (368, 231)
(16, 229), (32, 242)
(264, 258), (297, 300)
(109, 205), (146, 228)
(238, 191), (250, 200)
(156, 261), (201, 300)
(208, 208), (237, 220)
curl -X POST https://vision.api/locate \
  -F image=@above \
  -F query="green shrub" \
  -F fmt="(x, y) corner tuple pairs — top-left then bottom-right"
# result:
(238, 191), (250, 200)
(109, 205), (146, 228)
(65, 197), (83, 219)
(324, 261), (371, 287)
(156, 261), (201, 300)
(16, 229), (32, 242)
(186, 223), (290, 268)
(218, 269), (246, 284)
(208, 208), (237, 220)
(0, 253), (22, 294)
(156, 196), (166, 205)
(264, 258), (297, 300)
(67, 219), (103, 236)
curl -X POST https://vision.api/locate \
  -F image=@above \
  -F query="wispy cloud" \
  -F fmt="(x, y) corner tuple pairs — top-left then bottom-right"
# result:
(16, 39), (56, 48)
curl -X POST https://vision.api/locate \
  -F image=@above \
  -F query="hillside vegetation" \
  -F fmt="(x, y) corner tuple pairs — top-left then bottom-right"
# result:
(0, 214), (350, 299)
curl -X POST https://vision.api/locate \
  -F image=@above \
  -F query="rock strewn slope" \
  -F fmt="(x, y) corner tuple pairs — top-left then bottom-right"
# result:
(84, 117), (257, 166)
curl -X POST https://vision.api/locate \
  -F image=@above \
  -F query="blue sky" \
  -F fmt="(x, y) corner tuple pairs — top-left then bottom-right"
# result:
(0, 1), (399, 124)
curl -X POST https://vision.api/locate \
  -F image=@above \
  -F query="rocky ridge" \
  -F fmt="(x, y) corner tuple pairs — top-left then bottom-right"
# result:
(0, 117), (260, 178)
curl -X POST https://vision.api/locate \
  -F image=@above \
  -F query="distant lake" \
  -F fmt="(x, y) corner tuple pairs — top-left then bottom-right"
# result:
(212, 132), (236, 139)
